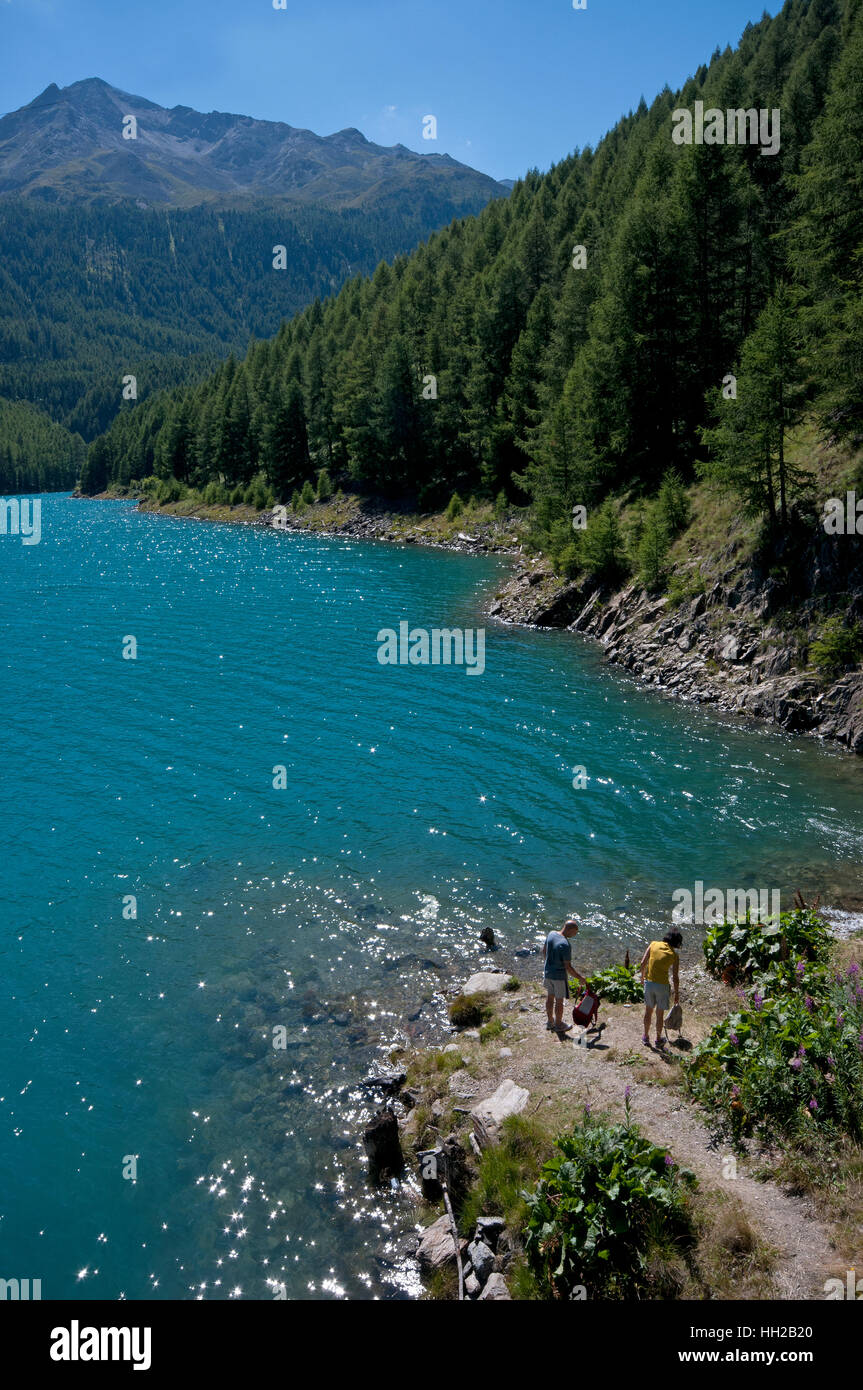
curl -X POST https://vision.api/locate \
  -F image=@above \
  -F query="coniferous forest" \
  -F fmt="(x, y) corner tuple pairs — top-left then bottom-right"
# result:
(81, 0), (862, 583)
(0, 193), (504, 485)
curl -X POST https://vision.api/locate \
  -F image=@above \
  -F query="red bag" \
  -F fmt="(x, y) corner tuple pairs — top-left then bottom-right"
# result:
(572, 988), (601, 1028)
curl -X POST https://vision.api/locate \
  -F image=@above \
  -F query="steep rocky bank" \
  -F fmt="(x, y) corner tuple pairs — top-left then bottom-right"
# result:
(488, 561), (863, 757)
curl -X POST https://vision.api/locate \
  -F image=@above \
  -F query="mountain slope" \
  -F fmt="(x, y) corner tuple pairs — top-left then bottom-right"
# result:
(0, 197), (500, 444)
(0, 78), (507, 210)
(87, 0), (856, 523)
(0, 81), (509, 472)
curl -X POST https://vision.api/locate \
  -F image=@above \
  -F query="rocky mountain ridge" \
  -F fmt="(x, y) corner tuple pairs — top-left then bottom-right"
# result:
(0, 78), (508, 209)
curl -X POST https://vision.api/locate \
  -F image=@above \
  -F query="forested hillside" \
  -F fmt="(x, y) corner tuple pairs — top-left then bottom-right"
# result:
(84, 0), (861, 576)
(0, 191), (507, 472)
(0, 398), (85, 493)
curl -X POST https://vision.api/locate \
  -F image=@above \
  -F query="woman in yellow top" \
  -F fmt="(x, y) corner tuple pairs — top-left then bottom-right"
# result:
(639, 930), (682, 1049)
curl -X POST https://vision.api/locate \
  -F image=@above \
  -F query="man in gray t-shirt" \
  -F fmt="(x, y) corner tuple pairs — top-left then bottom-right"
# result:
(543, 919), (587, 1032)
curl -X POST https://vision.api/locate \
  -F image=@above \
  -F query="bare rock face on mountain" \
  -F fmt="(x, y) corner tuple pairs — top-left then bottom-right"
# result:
(0, 78), (508, 210)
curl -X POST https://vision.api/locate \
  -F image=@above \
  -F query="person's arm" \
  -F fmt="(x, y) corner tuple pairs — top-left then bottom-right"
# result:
(566, 961), (587, 986)
(639, 946), (650, 982)
(673, 958), (680, 1003)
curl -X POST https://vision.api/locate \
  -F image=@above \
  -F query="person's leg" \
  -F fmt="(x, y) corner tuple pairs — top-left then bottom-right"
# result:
(655, 1007), (665, 1045)
(643, 1004), (653, 1041)
(552, 981), (571, 1031)
(545, 984), (555, 1028)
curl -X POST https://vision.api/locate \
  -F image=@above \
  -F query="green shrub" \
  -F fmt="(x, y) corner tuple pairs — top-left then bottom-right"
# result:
(229, 486), (245, 506)
(503, 976), (521, 992)
(684, 963), (863, 1144)
(301, 479), (316, 506)
(666, 571), (706, 608)
(703, 909), (832, 985)
(459, 1114), (553, 1238)
(317, 468), (333, 501)
(156, 476), (185, 503)
(446, 491), (464, 521)
(523, 1103), (697, 1299)
(553, 539), (582, 578)
(809, 615), (863, 677)
(494, 490), (508, 518)
(479, 1018), (504, 1044)
(448, 993), (492, 1028)
(636, 502), (671, 592)
(290, 489), (302, 512)
(203, 481), (230, 505)
(241, 471), (271, 510)
(583, 963), (642, 1004)
(657, 468), (691, 535)
(580, 499), (629, 586)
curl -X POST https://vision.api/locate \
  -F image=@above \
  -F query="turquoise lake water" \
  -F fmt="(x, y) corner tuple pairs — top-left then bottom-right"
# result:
(2, 493), (863, 1300)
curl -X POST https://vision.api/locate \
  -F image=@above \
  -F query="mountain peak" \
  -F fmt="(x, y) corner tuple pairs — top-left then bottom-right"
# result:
(31, 83), (61, 106)
(0, 80), (508, 210)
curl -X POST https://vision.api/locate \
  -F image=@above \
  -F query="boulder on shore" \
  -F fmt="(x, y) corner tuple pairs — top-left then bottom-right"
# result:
(467, 1238), (495, 1284)
(463, 970), (507, 995)
(416, 1214), (458, 1271)
(478, 1273), (511, 1300)
(471, 1079), (530, 1149)
(476, 1215), (506, 1248)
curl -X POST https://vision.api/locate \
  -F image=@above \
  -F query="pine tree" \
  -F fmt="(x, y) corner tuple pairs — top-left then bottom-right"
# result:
(580, 500), (629, 584)
(637, 502), (671, 592)
(792, 0), (863, 436)
(699, 284), (808, 528)
(264, 381), (310, 498)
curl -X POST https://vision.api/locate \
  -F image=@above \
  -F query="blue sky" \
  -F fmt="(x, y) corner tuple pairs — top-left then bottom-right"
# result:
(0, 0), (779, 181)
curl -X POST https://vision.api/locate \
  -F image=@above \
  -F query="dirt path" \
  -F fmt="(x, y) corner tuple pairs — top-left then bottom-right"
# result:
(442, 971), (844, 1299)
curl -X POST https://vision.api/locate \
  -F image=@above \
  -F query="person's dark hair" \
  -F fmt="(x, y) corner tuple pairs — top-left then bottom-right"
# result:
(663, 930), (683, 949)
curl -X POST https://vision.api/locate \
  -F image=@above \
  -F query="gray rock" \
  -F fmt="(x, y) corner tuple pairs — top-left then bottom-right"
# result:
(417, 1215), (457, 1271)
(463, 971), (507, 995)
(467, 1239), (495, 1284)
(478, 1273), (511, 1300)
(719, 633), (741, 662)
(362, 1109), (403, 1180)
(465, 1272), (481, 1298)
(476, 1216), (506, 1248)
(471, 1079), (530, 1149)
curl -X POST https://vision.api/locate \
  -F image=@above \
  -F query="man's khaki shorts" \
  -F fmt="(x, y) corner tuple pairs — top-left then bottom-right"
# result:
(544, 977), (568, 1000)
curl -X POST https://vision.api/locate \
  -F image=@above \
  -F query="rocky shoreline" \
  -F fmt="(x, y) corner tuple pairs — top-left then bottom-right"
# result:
(360, 916), (862, 1301)
(94, 490), (863, 755)
(487, 562), (863, 758)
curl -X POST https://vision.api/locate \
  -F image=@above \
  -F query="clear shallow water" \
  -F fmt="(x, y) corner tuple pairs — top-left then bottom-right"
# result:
(2, 493), (862, 1300)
